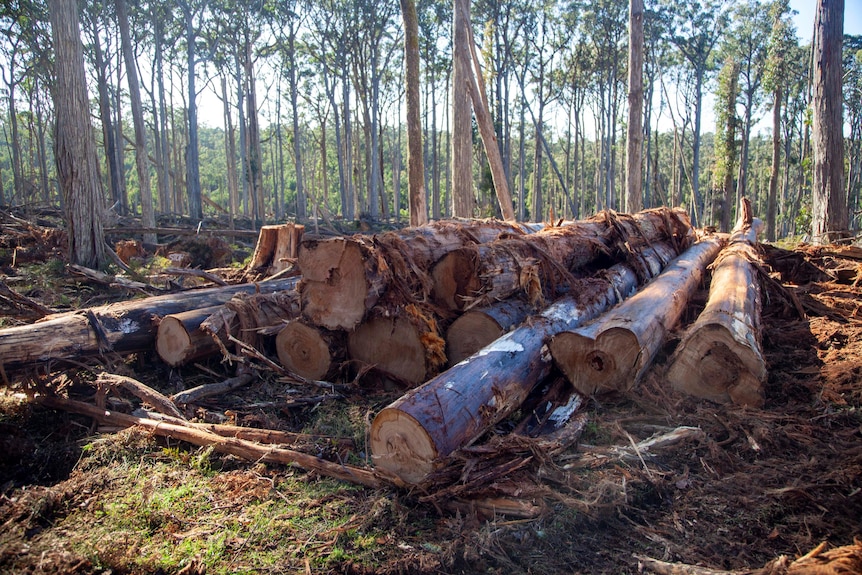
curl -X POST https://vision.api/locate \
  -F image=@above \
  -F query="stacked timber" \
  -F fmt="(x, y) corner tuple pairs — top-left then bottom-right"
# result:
(297, 219), (544, 331)
(370, 240), (685, 485)
(665, 199), (767, 407)
(431, 208), (693, 311)
(445, 299), (532, 365)
(549, 236), (725, 396)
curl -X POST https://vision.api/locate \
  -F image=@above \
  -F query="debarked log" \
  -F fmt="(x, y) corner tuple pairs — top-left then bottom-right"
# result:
(156, 306), (226, 367)
(430, 207), (693, 311)
(0, 277), (300, 374)
(665, 207), (767, 407)
(549, 237), (725, 397)
(370, 241), (681, 485)
(298, 218), (543, 330)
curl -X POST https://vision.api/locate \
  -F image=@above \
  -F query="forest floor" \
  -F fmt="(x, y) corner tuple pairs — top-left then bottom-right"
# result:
(0, 213), (860, 574)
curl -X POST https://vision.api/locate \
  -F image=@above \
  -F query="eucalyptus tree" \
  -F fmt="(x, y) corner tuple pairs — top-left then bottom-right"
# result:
(658, 0), (728, 224)
(713, 55), (739, 232)
(0, 0), (50, 205)
(50, 0), (106, 267)
(810, 0), (846, 243)
(81, 0), (124, 214)
(349, 0), (400, 219)
(724, 0), (771, 207)
(763, 0), (796, 240)
(844, 35), (862, 227)
(625, 0), (645, 213)
(581, 0), (628, 211)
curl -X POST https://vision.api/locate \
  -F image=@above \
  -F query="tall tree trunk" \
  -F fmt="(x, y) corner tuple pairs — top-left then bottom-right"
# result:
(735, 94), (754, 205)
(691, 68), (705, 225)
(116, 0), (155, 243)
(625, 0), (644, 213)
(401, 0), (427, 226)
(221, 76), (239, 224)
(181, 1), (203, 220)
(811, 0), (847, 243)
(766, 85), (782, 241)
(154, 15), (172, 214)
(451, 0), (474, 218)
(288, 23), (306, 219)
(50, 0), (106, 268)
(90, 21), (123, 214)
(244, 35), (264, 227)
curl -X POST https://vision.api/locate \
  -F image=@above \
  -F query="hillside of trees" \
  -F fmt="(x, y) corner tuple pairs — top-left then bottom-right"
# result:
(1, 0), (860, 241)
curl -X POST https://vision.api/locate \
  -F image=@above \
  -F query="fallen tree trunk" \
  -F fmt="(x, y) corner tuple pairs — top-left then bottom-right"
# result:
(549, 237), (725, 397)
(298, 218), (543, 330)
(666, 207), (766, 407)
(200, 290), (300, 356)
(370, 241), (682, 485)
(347, 304), (447, 387)
(35, 394), (383, 489)
(0, 277), (300, 375)
(445, 299), (532, 365)
(431, 207), (692, 311)
(275, 320), (347, 381)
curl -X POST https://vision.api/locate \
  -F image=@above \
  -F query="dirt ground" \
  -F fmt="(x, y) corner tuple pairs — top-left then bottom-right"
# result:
(0, 229), (860, 574)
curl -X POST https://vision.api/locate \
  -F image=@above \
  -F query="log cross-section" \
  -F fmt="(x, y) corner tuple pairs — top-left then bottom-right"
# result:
(549, 237), (725, 397)
(666, 204), (767, 406)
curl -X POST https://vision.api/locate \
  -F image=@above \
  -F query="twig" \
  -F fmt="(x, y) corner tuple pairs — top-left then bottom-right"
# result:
(0, 281), (54, 317)
(634, 555), (752, 575)
(171, 373), (254, 405)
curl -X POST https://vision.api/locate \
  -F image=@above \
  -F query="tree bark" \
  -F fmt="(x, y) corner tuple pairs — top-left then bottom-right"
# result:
(248, 223), (304, 275)
(811, 0), (848, 244)
(156, 306), (226, 367)
(666, 201), (766, 407)
(298, 219), (542, 330)
(450, 0), (474, 218)
(116, 0), (156, 243)
(549, 237), (725, 397)
(0, 277), (299, 373)
(445, 299), (531, 365)
(370, 242), (681, 485)
(400, 0), (427, 227)
(431, 207), (693, 311)
(767, 85), (782, 241)
(50, 0), (106, 268)
(625, 0), (644, 213)
(275, 320), (346, 381)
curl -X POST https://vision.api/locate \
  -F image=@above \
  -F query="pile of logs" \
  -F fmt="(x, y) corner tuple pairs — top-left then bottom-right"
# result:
(0, 202), (768, 491)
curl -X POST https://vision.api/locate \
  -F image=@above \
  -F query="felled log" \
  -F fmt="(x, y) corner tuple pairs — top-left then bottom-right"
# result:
(370, 241), (682, 485)
(298, 218), (543, 330)
(445, 299), (531, 365)
(431, 207), (692, 311)
(666, 206), (766, 407)
(549, 237), (725, 397)
(275, 320), (346, 381)
(0, 277), (299, 374)
(347, 304), (447, 386)
(156, 306), (225, 367)
(249, 223), (304, 275)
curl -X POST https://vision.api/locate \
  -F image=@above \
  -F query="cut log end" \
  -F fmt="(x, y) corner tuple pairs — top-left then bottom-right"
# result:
(667, 325), (765, 408)
(276, 321), (334, 381)
(446, 312), (505, 365)
(550, 328), (640, 396)
(431, 251), (480, 311)
(300, 239), (369, 330)
(155, 316), (194, 367)
(370, 408), (437, 484)
(347, 316), (428, 384)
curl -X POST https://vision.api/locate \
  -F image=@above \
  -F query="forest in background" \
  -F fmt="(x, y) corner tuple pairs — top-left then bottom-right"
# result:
(1, 0), (861, 239)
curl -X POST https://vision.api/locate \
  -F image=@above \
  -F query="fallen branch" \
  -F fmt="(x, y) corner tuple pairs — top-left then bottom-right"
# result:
(35, 394), (384, 489)
(96, 373), (185, 420)
(171, 373), (255, 405)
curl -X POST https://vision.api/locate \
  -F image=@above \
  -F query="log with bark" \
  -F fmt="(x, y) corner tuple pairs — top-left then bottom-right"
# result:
(275, 320), (346, 382)
(445, 299), (532, 365)
(156, 305), (226, 367)
(370, 241), (683, 485)
(347, 304), (447, 387)
(0, 277), (300, 375)
(549, 236), (725, 397)
(431, 207), (693, 311)
(298, 218), (543, 330)
(665, 203), (767, 407)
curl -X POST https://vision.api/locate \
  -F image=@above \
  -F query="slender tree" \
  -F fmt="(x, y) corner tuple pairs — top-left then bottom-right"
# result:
(400, 0), (427, 226)
(625, 0), (644, 213)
